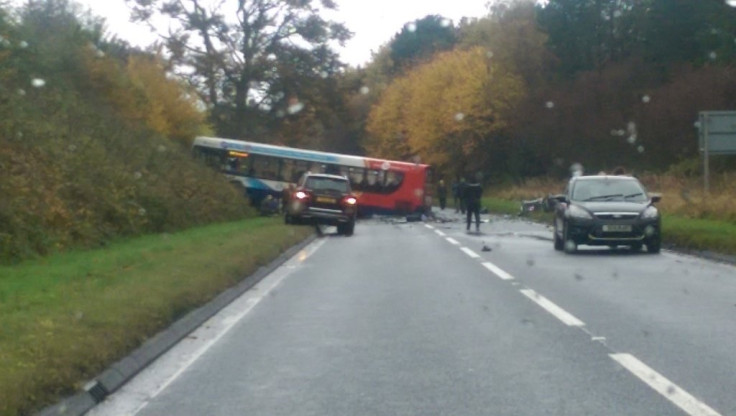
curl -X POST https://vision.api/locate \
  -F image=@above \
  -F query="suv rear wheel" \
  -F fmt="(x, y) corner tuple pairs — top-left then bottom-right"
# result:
(337, 220), (355, 236)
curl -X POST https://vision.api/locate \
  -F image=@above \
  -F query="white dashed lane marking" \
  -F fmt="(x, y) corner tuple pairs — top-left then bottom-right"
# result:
(460, 247), (481, 259)
(481, 261), (514, 280)
(610, 354), (723, 416)
(427, 223), (723, 416)
(519, 289), (585, 327)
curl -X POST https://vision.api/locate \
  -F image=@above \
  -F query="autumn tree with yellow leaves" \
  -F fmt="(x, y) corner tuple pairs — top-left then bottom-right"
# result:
(366, 46), (525, 177)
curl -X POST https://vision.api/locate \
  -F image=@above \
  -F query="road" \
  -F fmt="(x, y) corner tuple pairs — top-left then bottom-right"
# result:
(89, 211), (736, 416)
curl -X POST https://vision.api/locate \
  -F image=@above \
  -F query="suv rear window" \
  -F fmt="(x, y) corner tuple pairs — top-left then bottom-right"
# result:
(305, 177), (350, 193)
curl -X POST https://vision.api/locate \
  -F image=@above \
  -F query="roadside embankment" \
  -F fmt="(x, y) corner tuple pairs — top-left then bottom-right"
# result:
(0, 218), (313, 416)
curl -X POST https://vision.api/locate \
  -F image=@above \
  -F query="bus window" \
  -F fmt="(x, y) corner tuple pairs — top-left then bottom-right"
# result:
(251, 155), (281, 181)
(193, 146), (225, 170)
(384, 170), (404, 193)
(282, 159), (296, 183)
(348, 167), (365, 189)
(309, 162), (326, 174)
(325, 164), (341, 175)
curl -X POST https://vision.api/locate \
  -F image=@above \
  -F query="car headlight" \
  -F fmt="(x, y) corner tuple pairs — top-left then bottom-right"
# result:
(566, 204), (593, 219)
(640, 205), (659, 219)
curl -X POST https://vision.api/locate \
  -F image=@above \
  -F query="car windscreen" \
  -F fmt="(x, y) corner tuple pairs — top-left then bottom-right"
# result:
(571, 179), (648, 202)
(305, 177), (350, 193)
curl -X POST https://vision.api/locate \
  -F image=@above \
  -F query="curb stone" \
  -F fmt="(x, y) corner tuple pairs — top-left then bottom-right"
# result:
(37, 233), (317, 416)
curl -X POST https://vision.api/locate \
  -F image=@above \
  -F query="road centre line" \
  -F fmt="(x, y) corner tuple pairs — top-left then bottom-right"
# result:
(435, 229), (446, 237)
(520, 289), (585, 327)
(425, 224), (434, 229)
(461, 247), (481, 258)
(481, 262), (515, 280)
(446, 237), (460, 245)
(610, 353), (723, 416)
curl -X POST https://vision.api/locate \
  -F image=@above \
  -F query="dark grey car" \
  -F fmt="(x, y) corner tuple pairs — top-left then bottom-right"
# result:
(553, 175), (662, 254)
(285, 173), (358, 236)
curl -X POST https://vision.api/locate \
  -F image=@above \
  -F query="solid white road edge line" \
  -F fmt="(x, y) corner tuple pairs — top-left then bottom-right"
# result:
(610, 353), (722, 416)
(519, 289), (585, 327)
(481, 261), (514, 280)
(460, 247), (481, 258)
(446, 237), (460, 245)
(122, 239), (326, 416)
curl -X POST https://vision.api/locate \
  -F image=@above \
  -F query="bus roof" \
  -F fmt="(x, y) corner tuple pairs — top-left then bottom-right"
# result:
(193, 136), (429, 171)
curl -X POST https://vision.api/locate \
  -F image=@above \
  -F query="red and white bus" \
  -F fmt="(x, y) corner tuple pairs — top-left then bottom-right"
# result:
(192, 136), (433, 216)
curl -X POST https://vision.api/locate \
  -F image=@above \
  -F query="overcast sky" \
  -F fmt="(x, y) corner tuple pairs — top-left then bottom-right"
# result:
(67, 0), (492, 67)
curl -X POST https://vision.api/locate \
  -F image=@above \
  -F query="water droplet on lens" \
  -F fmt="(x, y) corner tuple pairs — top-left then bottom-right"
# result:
(637, 145), (645, 153)
(17, 88), (26, 96)
(729, 0), (736, 8)
(157, 145), (166, 152)
(359, 86), (370, 95)
(642, 95), (650, 103)
(627, 135), (637, 144)
(287, 102), (305, 115)
(407, 22), (417, 32)
(31, 78), (46, 88)
(709, 51), (717, 60)
(613, 10), (622, 18)
(454, 113), (465, 121)
(441, 18), (451, 27)
(545, 101), (555, 109)
(319, 71), (328, 79)
(19, 40), (28, 48)
(134, 171), (142, 180)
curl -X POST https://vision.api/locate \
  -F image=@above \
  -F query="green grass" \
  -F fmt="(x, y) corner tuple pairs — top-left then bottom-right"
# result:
(482, 196), (736, 256)
(661, 214), (736, 254)
(0, 218), (313, 416)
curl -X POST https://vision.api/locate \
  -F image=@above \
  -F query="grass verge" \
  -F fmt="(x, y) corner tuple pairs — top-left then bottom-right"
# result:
(0, 217), (313, 416)
(482, 196), (736, 257)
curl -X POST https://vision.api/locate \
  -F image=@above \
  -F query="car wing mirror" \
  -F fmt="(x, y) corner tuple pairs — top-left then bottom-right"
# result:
(649, 193), (662, 203)
(550, 194), (567, 204)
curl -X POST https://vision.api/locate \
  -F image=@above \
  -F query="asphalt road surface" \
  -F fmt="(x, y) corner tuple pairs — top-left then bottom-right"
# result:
(89, 211), (736, 416)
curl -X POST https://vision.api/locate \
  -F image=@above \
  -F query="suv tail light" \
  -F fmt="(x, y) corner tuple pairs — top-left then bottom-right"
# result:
(295, 191), (309, 200)
(343, 196), (357, 205)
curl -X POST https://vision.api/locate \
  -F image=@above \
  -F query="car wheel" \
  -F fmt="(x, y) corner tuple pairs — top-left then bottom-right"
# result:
(563, 223), (576, 254)
(336, 223), (346, 235)
(647, 239), (661, 254)
(344, 220), (355, 236)
(553, 221), (564, 251)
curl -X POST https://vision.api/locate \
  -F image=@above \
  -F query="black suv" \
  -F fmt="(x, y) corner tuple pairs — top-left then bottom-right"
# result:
(553, 175), (662, 253)
(285, 173), (358, 236)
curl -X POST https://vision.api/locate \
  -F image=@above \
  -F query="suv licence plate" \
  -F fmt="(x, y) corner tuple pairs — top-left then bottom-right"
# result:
(602, 224), (631, 232)
(316, 196), (336, 204)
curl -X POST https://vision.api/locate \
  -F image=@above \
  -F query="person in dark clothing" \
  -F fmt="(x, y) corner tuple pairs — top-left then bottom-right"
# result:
(437, 179), (448, 210)
(462, 175), (482, 232)
(455, 178), (466, 214)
